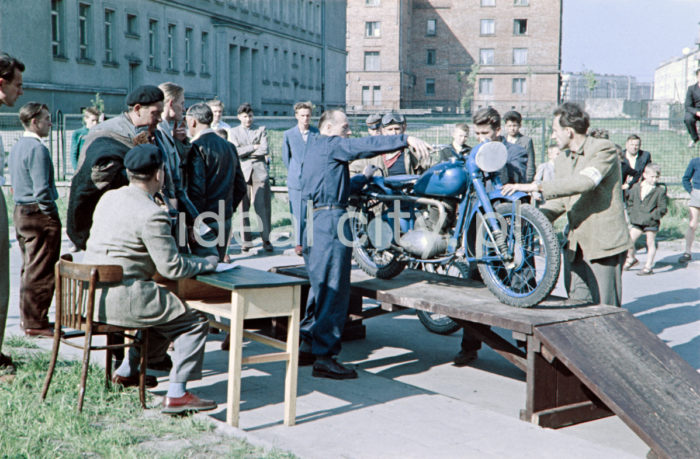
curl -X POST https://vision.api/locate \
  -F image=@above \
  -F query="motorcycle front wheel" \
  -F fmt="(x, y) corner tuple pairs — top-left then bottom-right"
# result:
(414, 261), (470, 335)
(475, 202), (560, 308)
(349, 204), (406, 279)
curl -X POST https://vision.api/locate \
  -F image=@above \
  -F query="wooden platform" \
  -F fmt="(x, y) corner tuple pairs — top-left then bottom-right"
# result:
(276, 266), (700, 458)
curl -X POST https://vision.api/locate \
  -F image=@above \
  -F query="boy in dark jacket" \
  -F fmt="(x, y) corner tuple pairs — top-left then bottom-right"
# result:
(624, 163), (667, 275)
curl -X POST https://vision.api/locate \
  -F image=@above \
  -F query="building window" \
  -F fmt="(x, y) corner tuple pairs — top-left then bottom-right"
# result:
(512, 78), (527, 94)
(479, 78), (493, 95)
(426, 19), (437, 36)
(104, 9), (115, 63)
(513, 48), (528, 65)
(362, 85), (381, 105)
(426, 49), (436, 66)
(365, 21), (381, 37)
(480, 19), (495, 35)
(167, 24), (176, 71)
(514, 19), (527, 35)
(425, 78), (435, 96)
(184, 28), (193, 73)
(479, 48), (495, 65)
(201, 31), (210, 74)
(366, 0), (380, 5)
(126, 13), (138, 36)
(514, 0), (529, 5)
(78, 3), (91, 60)
(51, 0), (65, 58)
(364, 51), (380, 71)
(148, 20), (159, 68)
(481, 0), (495, 6)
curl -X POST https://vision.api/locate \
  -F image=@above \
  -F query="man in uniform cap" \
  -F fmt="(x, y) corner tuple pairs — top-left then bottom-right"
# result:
(67, 85), (165, 251)
(365, 114), (382, 135)
(83, 143), (220, 414)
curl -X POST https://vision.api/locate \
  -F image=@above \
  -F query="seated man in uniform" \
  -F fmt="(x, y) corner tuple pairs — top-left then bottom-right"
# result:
(83, 144), (219, 414)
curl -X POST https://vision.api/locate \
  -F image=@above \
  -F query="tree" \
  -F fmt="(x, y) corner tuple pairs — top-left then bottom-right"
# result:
(583, 70), (598, 97)
(458, 64), (480, 114)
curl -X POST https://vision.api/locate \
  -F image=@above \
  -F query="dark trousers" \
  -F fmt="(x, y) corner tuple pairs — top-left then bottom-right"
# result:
(565, 246), (625, 307)
(241, 175), (272, 244)
(14, 204), (62, 330)
(685, 112), (699, 142)
(301, 208), (352, 356)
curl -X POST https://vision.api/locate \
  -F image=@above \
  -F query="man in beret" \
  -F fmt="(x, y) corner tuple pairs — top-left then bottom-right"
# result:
(67, 85), (165, 251)
(83, 144), (220, 414)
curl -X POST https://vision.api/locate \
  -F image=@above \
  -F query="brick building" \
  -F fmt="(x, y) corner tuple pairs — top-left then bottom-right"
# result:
(0, 0), (346, 115)
(346, 0), (562, 116)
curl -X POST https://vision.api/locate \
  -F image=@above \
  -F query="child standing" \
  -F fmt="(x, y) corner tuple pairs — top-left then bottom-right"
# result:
(531, 145), (560, 202)
(623, 163), (667, 275)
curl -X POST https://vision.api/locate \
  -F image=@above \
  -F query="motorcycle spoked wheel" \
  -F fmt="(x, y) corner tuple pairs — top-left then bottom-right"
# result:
(412, 261), (470, 335)
(475, 202), (560, 308)
(349, 205), (406, 279)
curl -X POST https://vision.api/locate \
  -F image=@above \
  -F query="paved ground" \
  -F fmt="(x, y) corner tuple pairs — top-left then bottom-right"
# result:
(4, 229), (699, 458)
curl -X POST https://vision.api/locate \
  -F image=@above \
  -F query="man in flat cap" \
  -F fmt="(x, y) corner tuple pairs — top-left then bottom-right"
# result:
(67, 85), (164, 251)
(365, 114), (382, 136)
(83, 144), (220, 414)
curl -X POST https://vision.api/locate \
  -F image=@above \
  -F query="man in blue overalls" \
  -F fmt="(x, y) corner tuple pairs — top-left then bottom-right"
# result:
(300, 109), (431, 379)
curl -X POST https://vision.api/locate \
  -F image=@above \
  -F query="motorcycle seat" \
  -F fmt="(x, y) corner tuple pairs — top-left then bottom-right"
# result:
(383, 174), (420, 189)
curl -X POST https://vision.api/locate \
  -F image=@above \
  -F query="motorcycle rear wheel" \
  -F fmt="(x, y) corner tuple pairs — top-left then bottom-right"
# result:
(476, 202), (560, 308)
(349, 205), (406, 279)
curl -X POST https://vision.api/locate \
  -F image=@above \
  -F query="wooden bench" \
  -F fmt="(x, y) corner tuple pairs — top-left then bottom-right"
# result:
(166, 267), (308, 427)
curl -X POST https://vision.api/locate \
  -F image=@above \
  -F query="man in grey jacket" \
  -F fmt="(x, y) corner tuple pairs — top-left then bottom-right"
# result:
(9, 103), (61, 338)
(229, 103), (273, 252)
(504, 102), (631, 306)
(84, 144), (219, 414)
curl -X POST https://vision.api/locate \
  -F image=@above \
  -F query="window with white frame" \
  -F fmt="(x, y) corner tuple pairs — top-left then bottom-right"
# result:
(512, 78), (527, 94)
(426, 19), (437, 36)
(78, 3), (91, 60)
(201, 31), (209, 74)
(513, 48), (528, 65)
(514, 0), (528, 5)
(51, 0), (65, 57)
(104, 9), (115, 62)
(362, 85), (382, 105)
(365, 21), (381, 37)
(148, 19), (158, 68)
(167, 24), (176, 70)
(364, 51), (380, 71)
(425, 78), (435, 96)
(513, 19), (527, 35)
(479, 78), (493, 94)
(479, 48), (495, 65)
(184, 28), (193, 72)
(481, 0), (495, 6)
(480, 19), (495, 35)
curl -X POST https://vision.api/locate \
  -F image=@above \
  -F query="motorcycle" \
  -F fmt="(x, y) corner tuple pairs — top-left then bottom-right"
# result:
(348, 141), (561, 310)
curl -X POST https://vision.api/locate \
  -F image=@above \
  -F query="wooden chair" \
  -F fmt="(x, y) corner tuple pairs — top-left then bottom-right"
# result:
(41, 254), (150, 412)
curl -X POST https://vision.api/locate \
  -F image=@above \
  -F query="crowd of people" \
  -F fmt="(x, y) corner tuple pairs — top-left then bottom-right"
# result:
(0, 49), (698, 410)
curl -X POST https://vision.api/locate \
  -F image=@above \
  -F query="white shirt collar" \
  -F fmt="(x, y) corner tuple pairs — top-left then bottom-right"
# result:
(190, 127), (214, 142)
(23, 131), (44, 141)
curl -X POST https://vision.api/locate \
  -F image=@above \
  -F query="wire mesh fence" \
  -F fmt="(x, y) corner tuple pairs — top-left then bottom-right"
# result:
(1, 112), (698, 193)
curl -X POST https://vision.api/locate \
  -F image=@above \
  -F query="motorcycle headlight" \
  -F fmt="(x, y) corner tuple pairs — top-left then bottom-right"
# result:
(473, 141), (508, 173)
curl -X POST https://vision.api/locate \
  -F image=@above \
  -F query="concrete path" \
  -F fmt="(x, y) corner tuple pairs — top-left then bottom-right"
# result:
(5, 229), (698, 458)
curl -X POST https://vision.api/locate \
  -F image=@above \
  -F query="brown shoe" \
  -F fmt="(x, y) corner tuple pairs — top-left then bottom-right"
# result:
(221, 333), (230, 351)
(162, 392), (217, 414)
(112, 373), (158, 389)
(24, 327), (58, 338)
(294, 245), (303, 256)
(262, 241), (274, 252)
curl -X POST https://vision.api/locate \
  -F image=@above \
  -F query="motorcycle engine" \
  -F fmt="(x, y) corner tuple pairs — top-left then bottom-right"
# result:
(399, 230), (447, 259)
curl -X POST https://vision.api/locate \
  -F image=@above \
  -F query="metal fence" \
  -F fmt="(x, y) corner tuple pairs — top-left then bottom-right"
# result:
(1, 112), (697, 191)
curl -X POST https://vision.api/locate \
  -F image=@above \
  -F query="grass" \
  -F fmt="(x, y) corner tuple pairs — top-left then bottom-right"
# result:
(0, 337), (296, 459)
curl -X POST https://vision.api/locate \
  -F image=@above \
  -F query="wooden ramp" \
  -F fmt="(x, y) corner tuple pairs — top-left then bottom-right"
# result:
(274, 267), (700, 457)
(534, 312), (700, 459)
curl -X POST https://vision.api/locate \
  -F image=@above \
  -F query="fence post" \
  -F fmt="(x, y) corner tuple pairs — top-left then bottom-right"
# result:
(55, 110), (65, 180)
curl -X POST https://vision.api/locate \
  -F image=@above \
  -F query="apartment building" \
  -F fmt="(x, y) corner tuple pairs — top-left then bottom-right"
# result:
(346, 0), (562, 115)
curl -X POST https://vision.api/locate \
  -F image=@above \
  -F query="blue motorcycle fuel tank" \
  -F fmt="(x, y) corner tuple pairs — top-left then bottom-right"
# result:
(413, 160), (468, 197)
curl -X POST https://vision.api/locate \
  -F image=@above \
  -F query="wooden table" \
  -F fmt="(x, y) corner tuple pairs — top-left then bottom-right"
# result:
(166, 267), (308, 427)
